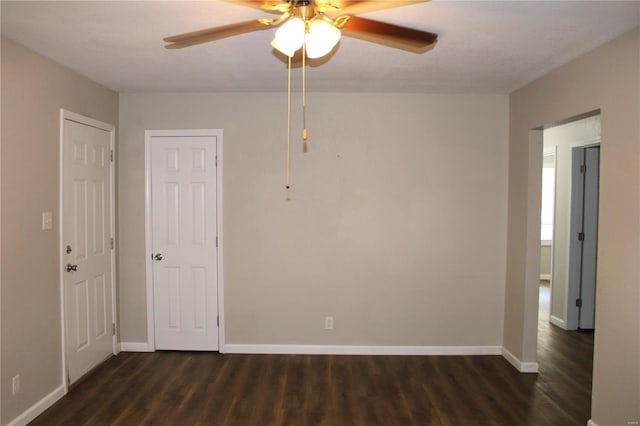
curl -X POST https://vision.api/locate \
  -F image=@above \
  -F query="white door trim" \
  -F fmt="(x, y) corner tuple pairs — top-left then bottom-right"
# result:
(144, 129), (224, 352)
(59, 109), (117, 393)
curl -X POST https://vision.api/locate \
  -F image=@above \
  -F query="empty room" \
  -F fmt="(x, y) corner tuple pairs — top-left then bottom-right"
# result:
(1, 1), (639, 425)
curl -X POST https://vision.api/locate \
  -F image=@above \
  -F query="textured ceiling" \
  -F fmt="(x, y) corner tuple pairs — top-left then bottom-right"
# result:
(1, 1), (639, 93)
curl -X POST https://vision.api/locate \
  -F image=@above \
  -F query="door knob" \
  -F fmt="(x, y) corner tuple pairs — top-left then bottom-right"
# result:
(154, 253), (163, 261)
(66, 264), (78, 272)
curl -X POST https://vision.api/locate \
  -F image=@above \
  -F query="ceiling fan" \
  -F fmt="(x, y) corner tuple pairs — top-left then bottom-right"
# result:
(163, 0), (438, 56)
(164, 1), (438, 193)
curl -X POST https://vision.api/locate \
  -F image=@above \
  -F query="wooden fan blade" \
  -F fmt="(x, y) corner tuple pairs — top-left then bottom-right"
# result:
(340, 16), (437, 53)
(164, 20), (271, 49)
(323, 0), (427, 16)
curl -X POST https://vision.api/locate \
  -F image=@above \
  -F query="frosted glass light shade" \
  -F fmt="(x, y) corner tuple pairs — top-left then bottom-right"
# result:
(305, 19), (341, 59)
(271, 17), (305, 57)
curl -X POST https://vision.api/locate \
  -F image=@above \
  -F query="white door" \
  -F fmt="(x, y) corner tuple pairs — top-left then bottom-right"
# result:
(578, 146), (599, 329)
(568, 145), (600, 330)
(151, 135), (219, 350)
(62, 115), (114, 384)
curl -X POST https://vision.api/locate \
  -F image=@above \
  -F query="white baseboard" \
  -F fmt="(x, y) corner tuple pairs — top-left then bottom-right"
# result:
(7, 385), (65, 426)
(587, 420), (599, 426)
(120, 342), (154, 352)
(120, 342), (537, 374)
(224, 344), (502, 356)
(501, 347), (539, 373)
(550, 315), (567, 329)
(539, 274), (551, 280)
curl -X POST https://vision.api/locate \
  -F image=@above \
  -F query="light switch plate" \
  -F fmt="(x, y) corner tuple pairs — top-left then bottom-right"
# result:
(42, 211), (53, 230)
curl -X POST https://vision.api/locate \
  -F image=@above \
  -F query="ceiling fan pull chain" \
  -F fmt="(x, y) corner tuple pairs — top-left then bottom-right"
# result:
(302, 42), (308, 145)
(286, 55), (292, 198)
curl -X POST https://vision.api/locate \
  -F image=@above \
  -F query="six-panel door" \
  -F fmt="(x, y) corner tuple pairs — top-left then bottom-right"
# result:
(63, 118), (114, 383)
(151, 136), (219, 350)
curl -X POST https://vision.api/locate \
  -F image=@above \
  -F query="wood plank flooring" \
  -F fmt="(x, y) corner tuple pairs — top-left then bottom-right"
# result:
(31, 284), (593, 426)
(536, 282), (594, 424)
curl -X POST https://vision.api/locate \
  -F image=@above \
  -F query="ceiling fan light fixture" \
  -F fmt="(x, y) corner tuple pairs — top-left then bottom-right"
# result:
(163, 1), (440, 192)
(305, 19), (341, 59)
(271, 17), (305, 57)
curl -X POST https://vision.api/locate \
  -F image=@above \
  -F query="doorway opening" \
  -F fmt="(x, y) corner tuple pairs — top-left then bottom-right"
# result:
(540, 112), (600, 332)
(534, 112), (599, 424)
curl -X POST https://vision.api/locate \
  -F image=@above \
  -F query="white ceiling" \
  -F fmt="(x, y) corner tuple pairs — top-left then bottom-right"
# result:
(1, 1), (639, 93)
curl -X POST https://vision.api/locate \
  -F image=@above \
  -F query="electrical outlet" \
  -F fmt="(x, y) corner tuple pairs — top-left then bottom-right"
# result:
(325, 316), (334, 330)
(12, 374), (20, 395)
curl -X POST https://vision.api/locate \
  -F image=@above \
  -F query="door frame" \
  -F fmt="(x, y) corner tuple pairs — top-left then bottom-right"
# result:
(144, 129), (225, 352)
(59, 109), (117, 393)
(541, 145), (557, 283)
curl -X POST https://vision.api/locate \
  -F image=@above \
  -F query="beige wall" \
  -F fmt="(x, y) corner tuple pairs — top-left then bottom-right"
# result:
(118, 93), (509, 347)
(0, 38), (118, 424)
(543, 116), (600, 327)
(506, 28), (639, 425)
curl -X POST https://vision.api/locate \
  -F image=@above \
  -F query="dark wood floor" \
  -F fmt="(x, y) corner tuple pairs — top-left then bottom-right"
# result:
(31, 284), (593, 426)
(536, 282), (594, 425)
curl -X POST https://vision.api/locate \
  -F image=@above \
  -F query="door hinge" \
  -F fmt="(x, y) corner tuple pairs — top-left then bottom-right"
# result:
(112, 323), (116, 335)
(217, 316), (219, 326)
(110, 150), (114, 162)
(216, 236), (218, 248)
(580, 164), (586, 173)
(576, 299), (582, 308)
(215, 155), (218, 167)
(578, 232), (585, 241)
(110, 237), (114, 250)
